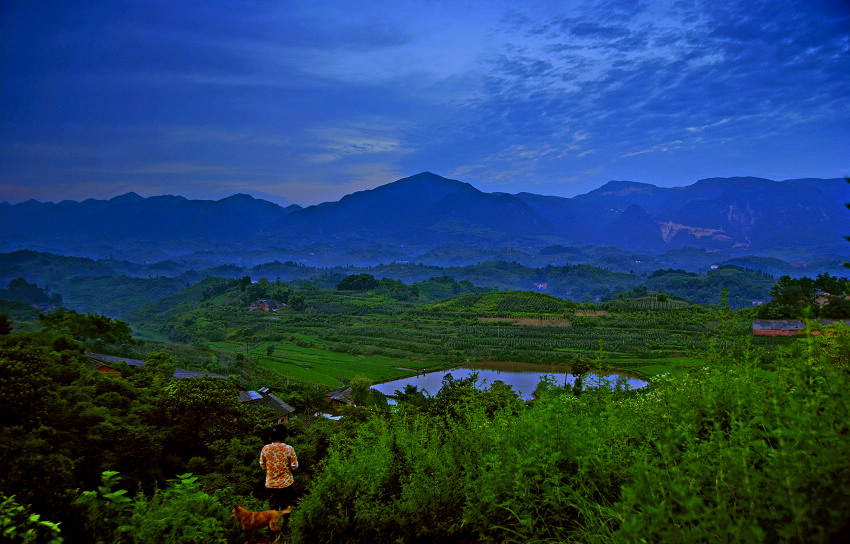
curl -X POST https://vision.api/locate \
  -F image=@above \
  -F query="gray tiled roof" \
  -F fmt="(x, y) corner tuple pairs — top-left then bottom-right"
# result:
(752, 320), (804, 331)
(88, 353), (228, 380)
(239, 391), (295, 417)
(324, 387), (353, 403)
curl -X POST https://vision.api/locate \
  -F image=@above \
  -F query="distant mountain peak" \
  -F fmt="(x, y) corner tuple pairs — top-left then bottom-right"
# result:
(403, 171), (443, 180)
(1, 174), (846, 265)
(392, 171), (469, 187)
(220, 193), (257, 202)
(591, 180), (658, 197)
(109, 192), (144, 203)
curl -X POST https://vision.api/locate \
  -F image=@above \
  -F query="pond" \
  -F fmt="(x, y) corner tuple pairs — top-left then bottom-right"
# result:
(371, 362), (648, 401)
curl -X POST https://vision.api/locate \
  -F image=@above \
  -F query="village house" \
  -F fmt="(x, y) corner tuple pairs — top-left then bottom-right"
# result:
(88, 353), (229, 380)
(752, 320), (805, 336)
(238, 387), (295, 424)
(752, 319), (850, 336)
(88, 357), (123, 378)
(249, 299), (286, 312)
(323, 386), (353, 408)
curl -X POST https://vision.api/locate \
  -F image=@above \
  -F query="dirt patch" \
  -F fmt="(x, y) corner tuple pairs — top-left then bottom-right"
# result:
(574, 310), (609, 317)
(477, 317), (571, 327)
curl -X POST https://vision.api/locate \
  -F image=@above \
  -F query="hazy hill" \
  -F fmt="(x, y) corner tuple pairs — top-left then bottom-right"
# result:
(1, 172), (847, 268)
(0, 192), (300, 244)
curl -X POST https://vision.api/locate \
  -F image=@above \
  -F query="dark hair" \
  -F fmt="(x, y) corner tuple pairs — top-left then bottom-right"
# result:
(270, 425), (287, 442)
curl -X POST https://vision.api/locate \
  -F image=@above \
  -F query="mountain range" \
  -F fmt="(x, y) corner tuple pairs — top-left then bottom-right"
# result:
(2, 172), (848, 269)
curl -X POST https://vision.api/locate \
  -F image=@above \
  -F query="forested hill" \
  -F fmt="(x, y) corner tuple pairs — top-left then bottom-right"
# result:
(0, 250), (780, 320)
(2, 173), (847, 266)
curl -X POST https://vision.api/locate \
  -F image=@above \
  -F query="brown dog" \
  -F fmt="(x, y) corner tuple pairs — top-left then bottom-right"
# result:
(231, 504), (291, 543)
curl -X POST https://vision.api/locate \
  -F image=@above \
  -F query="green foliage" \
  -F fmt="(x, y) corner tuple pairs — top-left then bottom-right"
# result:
(0, 277), (63, 307)
(196, 436), (266, 498)
(427, 290), (577, 315)
(757, 273), (850, 318)
(74, 471), (132, 543)
(162, 377), (265, 452)
(0, 331), (271, 541)
(76, 471), (238, 544)
(0, 313), (11, 335)
(289, 414), (482, 543)
(608, 342), (850, 543)
(38, 309), (132, 344)
(336, 273), (379, 291)
(348, 374), (372, 405)
(636, 265), (775, 308)
(289, 293), (307, 311)
(0, 494), (63, 544)
(288, 327), (850, 543)
(137, 351), (177, 383)
(2, 273), (849, 543)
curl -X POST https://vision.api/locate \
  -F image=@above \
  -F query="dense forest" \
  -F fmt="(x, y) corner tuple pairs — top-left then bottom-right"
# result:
(0, 250), (807, 323)
(1, 270), (849, 542)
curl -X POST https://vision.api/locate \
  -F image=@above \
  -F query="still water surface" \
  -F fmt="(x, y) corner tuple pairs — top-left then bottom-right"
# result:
(372, 363), (648, 401)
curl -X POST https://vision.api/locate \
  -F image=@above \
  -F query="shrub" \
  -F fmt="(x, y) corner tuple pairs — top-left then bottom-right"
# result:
(76, 471), (241, 544)
(0, 494), (63, 544)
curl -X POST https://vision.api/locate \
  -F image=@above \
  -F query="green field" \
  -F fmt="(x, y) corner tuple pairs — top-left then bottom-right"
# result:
(132, 283), (790, 387)
(246, 341), (429, 387)
(609, 356), (704, 377)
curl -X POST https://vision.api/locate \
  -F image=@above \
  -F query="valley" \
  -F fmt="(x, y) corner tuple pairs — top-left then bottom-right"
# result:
(1, 173), (849, 543)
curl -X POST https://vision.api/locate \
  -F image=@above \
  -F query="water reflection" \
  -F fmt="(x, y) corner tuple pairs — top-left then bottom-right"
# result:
(371, 364), (647, 401)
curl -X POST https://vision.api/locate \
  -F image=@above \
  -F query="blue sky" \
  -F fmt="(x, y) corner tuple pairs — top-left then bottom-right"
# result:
(2, 0), (848, 206)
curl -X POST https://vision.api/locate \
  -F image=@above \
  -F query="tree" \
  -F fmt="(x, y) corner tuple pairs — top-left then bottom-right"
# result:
(162, 377), (260, 451)
(38, 310), (132, 344)
(813, 273), (846, 295)
(769, 275), (815, 306)
(336, 274), (379, 291)
(845, 176), (849, 270)
(239, 276), (251, 291)
(349, 375), (372, 405)
(289, 294), (306, 311)
(0, 314), (11, 335)
(141, 352), (177, 381)
(1, 277), (62, 307)
(570, 357), (592, 395)
(0, 493), (63, 544)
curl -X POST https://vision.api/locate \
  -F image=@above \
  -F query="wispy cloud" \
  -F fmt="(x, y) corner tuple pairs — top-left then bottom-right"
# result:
(1, 0), (847, 204)
(621, 141), (684, 159)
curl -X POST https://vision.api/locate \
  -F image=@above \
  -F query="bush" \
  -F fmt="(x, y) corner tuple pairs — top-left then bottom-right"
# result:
(287, 326), (850, 543)
(76, 471), (241, 544)
(0, 494), (63, 544)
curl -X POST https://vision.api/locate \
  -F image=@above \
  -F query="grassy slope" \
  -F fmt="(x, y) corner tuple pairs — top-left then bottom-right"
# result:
(211, 340), (427, 386)
(130, 281), (785, 386)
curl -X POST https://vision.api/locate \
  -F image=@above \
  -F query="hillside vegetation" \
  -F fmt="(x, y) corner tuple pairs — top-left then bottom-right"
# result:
(426, 290), (578, 315)
(2, 268), (849, 542)
(0, 251), (784, 322)
(1, 298), (849, 542)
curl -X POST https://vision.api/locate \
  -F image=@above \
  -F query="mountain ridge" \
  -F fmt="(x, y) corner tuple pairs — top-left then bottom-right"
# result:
(1, 172), (847, 267)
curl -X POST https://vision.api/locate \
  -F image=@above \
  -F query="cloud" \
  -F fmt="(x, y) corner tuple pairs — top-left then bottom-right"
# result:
(306, 119), (414, 163)
(268, 161), (406, 206)
(1, 0), (848, 205)
(620, 140), (683, 159)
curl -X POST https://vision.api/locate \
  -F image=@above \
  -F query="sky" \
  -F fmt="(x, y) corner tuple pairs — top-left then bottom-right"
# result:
(1, 0), (849, 207)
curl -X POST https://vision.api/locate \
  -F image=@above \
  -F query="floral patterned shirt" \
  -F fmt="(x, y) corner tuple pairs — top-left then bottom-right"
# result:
(259, 442), (298, 489)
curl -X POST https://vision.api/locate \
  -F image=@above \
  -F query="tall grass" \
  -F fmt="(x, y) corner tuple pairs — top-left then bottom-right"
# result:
(288, 325), (850, 543)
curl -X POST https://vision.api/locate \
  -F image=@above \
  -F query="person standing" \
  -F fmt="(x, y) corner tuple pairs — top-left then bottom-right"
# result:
(259, 425), (298, 511)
